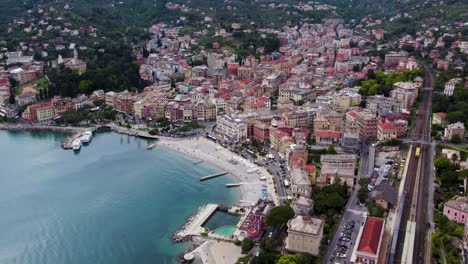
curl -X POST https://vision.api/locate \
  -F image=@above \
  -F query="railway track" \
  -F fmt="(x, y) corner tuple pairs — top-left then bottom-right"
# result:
(393, 67), (433, 264)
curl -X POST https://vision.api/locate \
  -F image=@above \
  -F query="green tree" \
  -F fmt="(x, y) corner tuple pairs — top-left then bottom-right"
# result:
(241, 237), (254, 254)
(450, 134), (462, 144)
(266, 206), (295, 227)
(368, 203), (385, 217)
(357, 186), (370, 203)
(276, 254), (297, 264)
(434, 157), (452, 173)
(8, 93), (15, 104)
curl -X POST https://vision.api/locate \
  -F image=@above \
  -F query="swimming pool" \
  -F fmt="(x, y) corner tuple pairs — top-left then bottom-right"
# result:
(212, 226), (237, 237)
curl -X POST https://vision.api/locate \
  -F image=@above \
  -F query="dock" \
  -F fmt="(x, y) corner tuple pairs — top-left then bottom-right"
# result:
(199, 171), (228, 181)
(61, 133), (83, 149)
(226, 183), (241, 188)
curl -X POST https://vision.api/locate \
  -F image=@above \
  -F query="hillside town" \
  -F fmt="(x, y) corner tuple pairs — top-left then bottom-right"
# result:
(0, 1), (467, 264)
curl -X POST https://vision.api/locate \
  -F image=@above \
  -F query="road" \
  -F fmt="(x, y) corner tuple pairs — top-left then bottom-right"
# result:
(257, 149), (288, 205)
(393, 66), (434, 264)
(323, 145), (369, 264)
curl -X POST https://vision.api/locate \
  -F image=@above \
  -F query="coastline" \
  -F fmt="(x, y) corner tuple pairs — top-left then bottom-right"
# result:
(157, 137), (279, 207)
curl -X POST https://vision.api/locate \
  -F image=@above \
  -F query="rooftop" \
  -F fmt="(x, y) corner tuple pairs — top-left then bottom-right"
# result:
(356, 217), (384, 255)
(288, 215), (323, 236)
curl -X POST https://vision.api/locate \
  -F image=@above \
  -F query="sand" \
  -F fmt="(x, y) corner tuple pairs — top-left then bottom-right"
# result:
(157, 137), (279, 206)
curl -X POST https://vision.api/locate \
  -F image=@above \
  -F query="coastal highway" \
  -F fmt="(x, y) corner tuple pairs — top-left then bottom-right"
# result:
(393, 67), (434, 264)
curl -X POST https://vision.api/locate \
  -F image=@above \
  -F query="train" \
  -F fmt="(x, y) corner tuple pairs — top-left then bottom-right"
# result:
(388, 190), (407, 264)
(415, 147), (421, 159)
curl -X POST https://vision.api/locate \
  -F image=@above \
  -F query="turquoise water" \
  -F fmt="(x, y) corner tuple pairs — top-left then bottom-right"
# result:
(0, 130), (239, 264)
(212, 226), (237, 237)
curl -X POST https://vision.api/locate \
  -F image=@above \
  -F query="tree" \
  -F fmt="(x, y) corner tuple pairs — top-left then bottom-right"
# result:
(266, 206), (295, 227)
(357, 186), (370, 203)
(368, 203), (385, 217)
(296, 253), (316, 264)
(260, 237), (276, 252)
(241, 237), (254, 253)
(450, 134), (462, 144)
(276, 254), (297, 264)
(326, 145), (337, 154)
(434, 157), (452, 174)
(8, 93), (15, 105)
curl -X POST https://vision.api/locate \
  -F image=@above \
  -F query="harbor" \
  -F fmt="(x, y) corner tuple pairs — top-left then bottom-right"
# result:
(173, 204), (219, 242)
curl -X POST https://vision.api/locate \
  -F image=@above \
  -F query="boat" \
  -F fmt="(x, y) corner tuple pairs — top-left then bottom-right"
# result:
(146, 143), (157, 150)
(80, 131), (93, 143)
(71, 139), (82, 151)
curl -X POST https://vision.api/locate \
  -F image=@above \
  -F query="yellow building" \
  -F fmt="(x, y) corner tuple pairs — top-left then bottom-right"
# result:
(285, 215), (323, 256)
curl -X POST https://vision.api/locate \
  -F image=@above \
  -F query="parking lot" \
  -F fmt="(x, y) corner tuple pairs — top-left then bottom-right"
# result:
(330, 214), (365, 264)
(368, 150), (401, 191)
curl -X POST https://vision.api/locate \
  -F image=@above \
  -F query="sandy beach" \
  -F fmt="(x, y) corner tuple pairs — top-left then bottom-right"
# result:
(157, 137), (279, 207)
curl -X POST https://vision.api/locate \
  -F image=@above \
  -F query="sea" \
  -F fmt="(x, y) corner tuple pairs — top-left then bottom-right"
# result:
(0, 130), (239, 264)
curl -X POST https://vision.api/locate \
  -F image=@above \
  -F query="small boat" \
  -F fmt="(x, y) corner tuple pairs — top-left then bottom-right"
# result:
(72, 139), (82, 151)
(146, 143), (157, 150)
(80, 131), (93, 143)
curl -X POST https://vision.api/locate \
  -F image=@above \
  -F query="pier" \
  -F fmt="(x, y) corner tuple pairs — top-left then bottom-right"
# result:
(226, 183), (241, 188)
(174, 204), (218, 241)
(61, 133), (84, 149)
(199, 171), (228, 181)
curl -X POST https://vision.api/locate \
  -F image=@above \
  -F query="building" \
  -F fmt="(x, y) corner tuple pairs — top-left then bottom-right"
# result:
(336, 92), (361, 111)
(443, 196), (468, 224)
(351, 217), (385, 264)
(285, 215), (323, 256)
(15, 92), (37, 106)
(357, 110), (378, 142)
(384, 51), (408, 64)
(432, 112), (447, 126)
(368, 183), (398, 210)
(253, 121), (270, 142)
(22, 101), (53, 122)
(377, 122), (397, 141)
(215, 115), (248, 142)
(320, 154), (357, 188)
(239, 200), (273, 239)
(444, 78), (462, 96)
(444, 122), (465, 141)
(290, 167), (312, 199)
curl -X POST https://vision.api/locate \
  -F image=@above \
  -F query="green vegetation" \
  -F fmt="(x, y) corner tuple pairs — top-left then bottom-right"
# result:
(60, 105), (117, 125)
(313, 179), (348, 239)
(276, 254), (297, 264)
(367, 203), (385, 218)
(266, 206), (295, 228)
(235, 255), (251, 264)
(241, 237), (254, 254)
(357, 177), (370, 203)
(432, 86), (468, 127)
(175, 122), (206, 133)
(47, 43), (151, 97)
(355, 69), (423, 96)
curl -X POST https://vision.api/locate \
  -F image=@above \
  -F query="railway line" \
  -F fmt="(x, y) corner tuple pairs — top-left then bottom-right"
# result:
(392, 67), (433, 264)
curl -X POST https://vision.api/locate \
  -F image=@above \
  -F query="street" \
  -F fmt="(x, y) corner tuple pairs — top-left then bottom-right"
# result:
(323, 145), (369, 264)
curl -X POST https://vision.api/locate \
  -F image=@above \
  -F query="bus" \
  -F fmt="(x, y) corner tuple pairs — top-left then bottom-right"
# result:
(415, 147), (421, 159)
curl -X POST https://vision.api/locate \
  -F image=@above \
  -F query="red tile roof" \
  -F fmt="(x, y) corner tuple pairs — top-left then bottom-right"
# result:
(315, 130), (342, 138)
(434, 112), (447, 119)
(378, 122), (397, 130)
(357, 217), (384, 255)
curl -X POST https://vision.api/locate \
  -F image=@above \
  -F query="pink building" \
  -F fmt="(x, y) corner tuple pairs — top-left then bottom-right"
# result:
(444, 196), (468, 224)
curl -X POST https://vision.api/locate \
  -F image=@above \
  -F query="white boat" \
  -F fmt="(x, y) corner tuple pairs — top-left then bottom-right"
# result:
(80, 131), (93, 143)
(72, 139), (82, 151)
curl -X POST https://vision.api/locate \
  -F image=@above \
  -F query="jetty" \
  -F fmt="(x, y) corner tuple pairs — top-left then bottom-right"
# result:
(173, 204), (218, 242)
(193, 160), (204, 165)
(226, 183), (241, 188)
(199, 171), (228, 181)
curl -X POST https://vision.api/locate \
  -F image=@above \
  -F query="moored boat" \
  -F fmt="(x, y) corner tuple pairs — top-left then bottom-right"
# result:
(72, 139), (82, 151)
